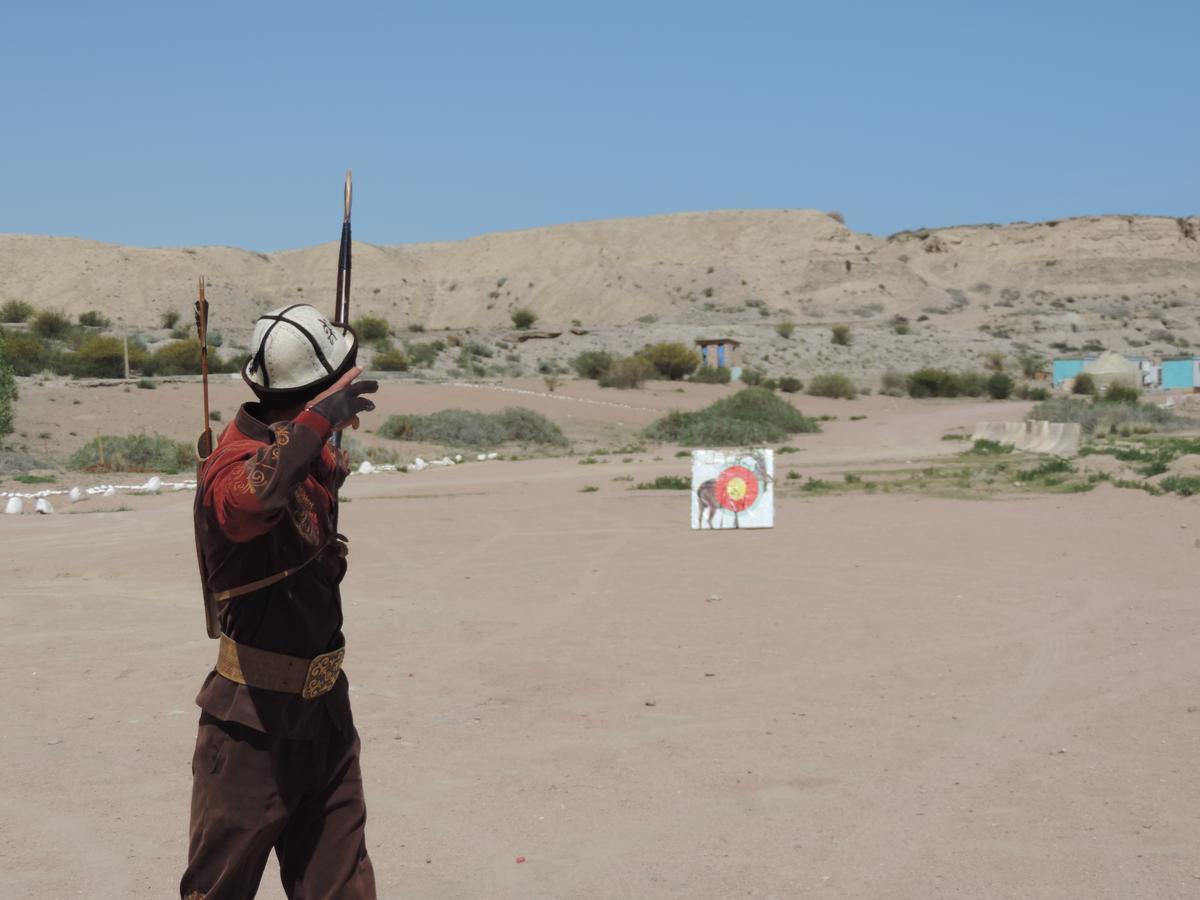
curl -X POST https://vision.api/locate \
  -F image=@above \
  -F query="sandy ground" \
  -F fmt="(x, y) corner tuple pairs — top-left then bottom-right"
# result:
(2, 381), (1199, 898)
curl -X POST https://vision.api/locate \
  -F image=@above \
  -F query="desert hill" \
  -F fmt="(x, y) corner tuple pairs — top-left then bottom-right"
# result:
(2, 210), (1198, 379)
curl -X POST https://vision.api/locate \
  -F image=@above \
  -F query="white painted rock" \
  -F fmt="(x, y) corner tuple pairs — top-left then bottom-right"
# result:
(357, 460), (376, 475)
(35, 498), (54, 514)
(410, 458), (427, 471)
(4, 497), (23, 515)
(69, 487), (85, 504)
(103, 486), (118, 498)
(144, 476), (162, 494)
(454, 454), (463, 463)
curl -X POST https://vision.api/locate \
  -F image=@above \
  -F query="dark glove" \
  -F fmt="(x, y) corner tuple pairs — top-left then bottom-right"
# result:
(309, 379), (379, 430)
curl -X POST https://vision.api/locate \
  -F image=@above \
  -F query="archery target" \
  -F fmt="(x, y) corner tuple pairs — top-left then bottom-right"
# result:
(691, 448), (774, 530)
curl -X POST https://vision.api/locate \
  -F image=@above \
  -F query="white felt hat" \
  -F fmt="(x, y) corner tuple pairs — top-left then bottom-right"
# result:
(243, 304), (357, 395)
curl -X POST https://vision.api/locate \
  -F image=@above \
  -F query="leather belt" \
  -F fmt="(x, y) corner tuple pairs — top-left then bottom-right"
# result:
(216, 634), (345, 699)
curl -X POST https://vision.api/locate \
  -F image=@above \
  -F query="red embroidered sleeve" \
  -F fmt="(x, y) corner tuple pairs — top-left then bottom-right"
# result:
(203, 409), (334, 543)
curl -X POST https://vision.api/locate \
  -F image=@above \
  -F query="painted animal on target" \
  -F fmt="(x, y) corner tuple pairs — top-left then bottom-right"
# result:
(695, 449), (773, 529)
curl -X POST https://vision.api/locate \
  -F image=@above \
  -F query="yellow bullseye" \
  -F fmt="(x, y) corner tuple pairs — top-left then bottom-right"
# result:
(725, 477), (747, 502)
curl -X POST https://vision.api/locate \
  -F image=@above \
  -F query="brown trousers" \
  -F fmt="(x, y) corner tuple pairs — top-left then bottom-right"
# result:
(180, 712), (376, 899)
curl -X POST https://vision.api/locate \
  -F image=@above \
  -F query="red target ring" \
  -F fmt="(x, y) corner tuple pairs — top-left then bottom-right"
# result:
(715, 465), (759, 512)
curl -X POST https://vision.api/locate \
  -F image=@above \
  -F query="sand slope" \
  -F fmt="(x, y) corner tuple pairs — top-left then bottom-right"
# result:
(3, 212), (1199, 376)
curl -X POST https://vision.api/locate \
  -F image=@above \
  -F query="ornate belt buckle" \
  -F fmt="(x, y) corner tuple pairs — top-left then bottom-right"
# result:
(301, 646), (345, 699)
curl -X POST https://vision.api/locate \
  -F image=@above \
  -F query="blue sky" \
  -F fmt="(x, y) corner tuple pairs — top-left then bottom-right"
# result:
(1, 1), (1195, 250)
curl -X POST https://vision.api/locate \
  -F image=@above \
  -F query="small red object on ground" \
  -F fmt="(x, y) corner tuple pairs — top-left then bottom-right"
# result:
(516, 856), (526, 864)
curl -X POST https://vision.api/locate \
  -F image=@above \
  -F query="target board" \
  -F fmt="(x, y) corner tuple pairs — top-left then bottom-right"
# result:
(691, 448), (774, 530)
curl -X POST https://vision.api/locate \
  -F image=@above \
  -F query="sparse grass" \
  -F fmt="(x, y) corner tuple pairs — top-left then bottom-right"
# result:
(340, 437), (402, 467)
(831, 324), (852, 346)
(14, 474), (56, 484)
(1029, 397), (1187, 436)
(377, 407), (567, 449)
(1159, 475), (1200, 497)
(580, 485), (599, 493)
(776, 321), (796, 339)
(1080, 435), (1200, 477)
(964, 439), (1013, 455)
(636, 475), (690, 490)
(67, 434), (193, 473)
(136, 378), (156, 390)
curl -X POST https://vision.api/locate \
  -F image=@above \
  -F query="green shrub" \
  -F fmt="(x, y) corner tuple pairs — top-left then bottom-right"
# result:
(160, 310), (181, 329)
(1072, 373), (1096, 395)
(0, 331), (16, 437)
(67, 433), (193, 473)
(907, 368), (961, 398)
(831, 324), (852, 346)
(78, 310), (111, 328)
(1017, 385), (1049, 401)
(0, 300), (33, 323)
(643, 387), (820, 445)
(776, 321), (796, 339)
(573, 350), (614, 380)
(31, 309), (72, 340)
(740, 367), (769, 387)
(807, 373), (858, 399)
(149, 339), (201, 375)
(986, 372), (1014, 400)
(495, 407), (569, 445)
(511, 307), (538, 329)
(1, 330), (49, 375)
(956, 371), (987, 397)
(378, 407), (567, 448)
(778, 376), (803, 393)
(72, 335), (126, 378)
(599, 356), (654, 389)
(407, 340), (445, 368)
(891, 316), (911, 335)
(353, 315), (391, 342)
(373, 347), (409, 371)
(690, 366), (731, 384)
(639, 342), (700, 380)
(136, 379), (156, 389)
(1103, 382), (1141, 403)
(636, 475), (691, 490)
